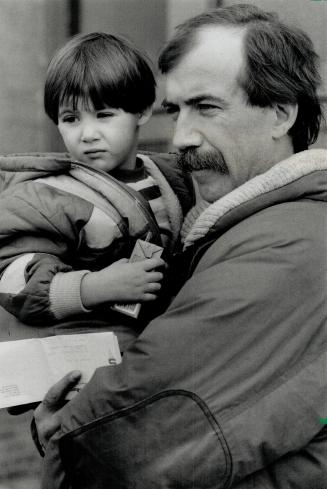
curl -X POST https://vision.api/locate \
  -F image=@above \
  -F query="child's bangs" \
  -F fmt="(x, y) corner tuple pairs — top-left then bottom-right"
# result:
(59, 62), (125, 112)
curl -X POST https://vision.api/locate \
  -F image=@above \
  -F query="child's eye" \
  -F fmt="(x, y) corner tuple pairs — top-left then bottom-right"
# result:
(97, 111), (114, 119)
(61, 114), (78, 123)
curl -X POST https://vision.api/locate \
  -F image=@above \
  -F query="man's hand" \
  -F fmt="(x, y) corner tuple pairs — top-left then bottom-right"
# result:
(81, 257), (165, 308)
(34, 370), (82, 450)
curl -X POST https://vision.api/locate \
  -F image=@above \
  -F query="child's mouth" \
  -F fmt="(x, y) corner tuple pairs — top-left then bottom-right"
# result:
(84, 150), (107, 158)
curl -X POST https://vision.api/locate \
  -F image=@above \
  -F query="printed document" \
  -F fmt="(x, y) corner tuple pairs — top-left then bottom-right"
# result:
(0, 332), (121, 408)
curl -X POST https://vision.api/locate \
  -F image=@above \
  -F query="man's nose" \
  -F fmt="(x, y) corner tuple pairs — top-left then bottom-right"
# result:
(81, 122), (100, 142)
(172, 113), (202, 150)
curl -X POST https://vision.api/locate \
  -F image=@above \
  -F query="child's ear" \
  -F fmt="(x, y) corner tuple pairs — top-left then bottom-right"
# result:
(137, 105), (153, 127)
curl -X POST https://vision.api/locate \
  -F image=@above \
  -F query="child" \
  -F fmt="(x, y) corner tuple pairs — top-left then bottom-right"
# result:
(0, 32), (193, 346)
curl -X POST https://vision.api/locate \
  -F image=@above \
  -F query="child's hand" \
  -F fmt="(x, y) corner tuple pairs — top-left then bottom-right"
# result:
(81, 257), (165, 308)
(102, 258), (165, 302)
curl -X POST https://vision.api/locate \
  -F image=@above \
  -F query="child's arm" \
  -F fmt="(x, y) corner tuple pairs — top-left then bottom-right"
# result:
(0, 181), (165, 325)
(0, 182), (96, 325)
(80, 257), (165, 309)
(0, 252), (90, 326)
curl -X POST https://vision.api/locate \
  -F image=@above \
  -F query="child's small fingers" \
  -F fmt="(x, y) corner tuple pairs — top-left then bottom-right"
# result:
(147, 271), (163, 282)
(142, 258), (166, 271)
(117, 258), (129, 264)
(146, 282), (161, 292)
(141, 293), (157, 301)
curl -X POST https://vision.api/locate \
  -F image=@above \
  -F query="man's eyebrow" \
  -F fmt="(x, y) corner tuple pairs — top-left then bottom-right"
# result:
(186, 95), (227, 107)
(162, 95), (227, 108)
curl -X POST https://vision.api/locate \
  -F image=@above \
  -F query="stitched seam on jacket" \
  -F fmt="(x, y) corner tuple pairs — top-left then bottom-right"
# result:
(61, 388), (233, 487)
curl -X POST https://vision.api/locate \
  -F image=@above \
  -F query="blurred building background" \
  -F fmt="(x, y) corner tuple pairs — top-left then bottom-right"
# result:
(0, 0), (326, 487)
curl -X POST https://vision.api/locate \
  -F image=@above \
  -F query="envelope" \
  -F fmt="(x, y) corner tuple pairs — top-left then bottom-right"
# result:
(111, 239), (164, 319)
(129, 239), (164, 262)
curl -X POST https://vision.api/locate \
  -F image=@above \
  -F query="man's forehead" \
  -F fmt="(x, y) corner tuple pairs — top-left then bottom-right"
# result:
(181, 24), (245, 70)
(164, 25), (246, 101)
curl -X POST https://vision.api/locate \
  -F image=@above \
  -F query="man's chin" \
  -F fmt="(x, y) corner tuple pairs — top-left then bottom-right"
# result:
(191, 169), (215, 179)
(192, 170), (234, 202)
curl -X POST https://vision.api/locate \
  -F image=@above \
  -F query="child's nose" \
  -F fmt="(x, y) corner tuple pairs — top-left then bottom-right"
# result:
(81, 123), (100, 142)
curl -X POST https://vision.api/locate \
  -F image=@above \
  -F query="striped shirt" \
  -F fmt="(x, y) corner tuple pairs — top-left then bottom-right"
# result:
(110, 158), (172, 246)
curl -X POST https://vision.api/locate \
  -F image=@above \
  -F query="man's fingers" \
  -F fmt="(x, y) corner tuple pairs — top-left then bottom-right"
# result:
(37, 412), (62, 448)
(42, 370), (82, 410)
(34, 371), (82, 448)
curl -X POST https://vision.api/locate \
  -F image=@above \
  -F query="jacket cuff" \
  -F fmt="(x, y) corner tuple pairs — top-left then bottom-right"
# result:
(49, 270), (91, 320)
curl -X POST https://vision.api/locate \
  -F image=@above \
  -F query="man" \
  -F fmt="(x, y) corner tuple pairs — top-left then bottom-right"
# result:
(36, 4), (327, 488)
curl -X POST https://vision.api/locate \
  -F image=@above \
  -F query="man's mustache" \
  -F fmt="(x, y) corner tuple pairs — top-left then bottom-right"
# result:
(177, 148), (229, 175)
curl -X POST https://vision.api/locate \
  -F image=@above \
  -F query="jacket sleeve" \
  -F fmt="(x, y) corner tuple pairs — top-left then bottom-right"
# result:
(41, 203), (327, 488)
(0, 182), (93, 324)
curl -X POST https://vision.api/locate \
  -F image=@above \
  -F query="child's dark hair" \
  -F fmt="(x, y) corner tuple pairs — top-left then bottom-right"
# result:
(45, 32), (156, 123)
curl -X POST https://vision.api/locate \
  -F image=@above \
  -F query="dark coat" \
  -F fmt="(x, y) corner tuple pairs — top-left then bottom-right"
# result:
(36, 149), (327, 488)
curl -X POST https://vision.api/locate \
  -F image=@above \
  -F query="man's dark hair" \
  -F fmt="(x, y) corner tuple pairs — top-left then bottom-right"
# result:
(158, 3), (322, 152)
(45, 32), (156, 124)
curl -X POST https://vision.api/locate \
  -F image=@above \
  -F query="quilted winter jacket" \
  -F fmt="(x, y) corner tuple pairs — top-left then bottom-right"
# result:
(0, 152), (193, 339)
(41, 149), (327, 489)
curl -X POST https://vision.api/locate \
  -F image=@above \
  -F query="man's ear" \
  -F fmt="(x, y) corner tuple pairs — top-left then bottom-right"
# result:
(137, 105), (153, 127)
(272, 103), (298, 139)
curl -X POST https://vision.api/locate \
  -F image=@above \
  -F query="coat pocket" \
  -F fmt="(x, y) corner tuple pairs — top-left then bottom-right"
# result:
(60, 389), (232, 489)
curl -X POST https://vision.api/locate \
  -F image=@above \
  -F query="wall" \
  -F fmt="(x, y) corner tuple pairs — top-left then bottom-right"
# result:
(0, 4), (66, 486)
(0, 0), (68, 154)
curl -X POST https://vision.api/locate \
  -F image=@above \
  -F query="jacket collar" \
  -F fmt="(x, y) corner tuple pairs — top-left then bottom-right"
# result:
(183, 149), (327, 248)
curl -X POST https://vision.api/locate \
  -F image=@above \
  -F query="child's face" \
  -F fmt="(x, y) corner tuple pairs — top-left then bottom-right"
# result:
(58, 100), (146, 172)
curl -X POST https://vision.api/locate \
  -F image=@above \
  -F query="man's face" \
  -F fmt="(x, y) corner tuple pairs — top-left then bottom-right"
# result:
(163, 26), (278, 202)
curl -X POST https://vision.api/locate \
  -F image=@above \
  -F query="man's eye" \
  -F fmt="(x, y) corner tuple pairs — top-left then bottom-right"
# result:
(197, 104), (219, 114)
(164, 105), (179, 120)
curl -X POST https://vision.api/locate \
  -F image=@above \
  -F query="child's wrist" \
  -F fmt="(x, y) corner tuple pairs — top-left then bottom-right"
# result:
(80, 271), (102, 308)
(80, 270), (119, 307)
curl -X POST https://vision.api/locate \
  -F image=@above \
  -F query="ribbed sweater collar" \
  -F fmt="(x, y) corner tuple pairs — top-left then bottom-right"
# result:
(183, 149), (327, 248)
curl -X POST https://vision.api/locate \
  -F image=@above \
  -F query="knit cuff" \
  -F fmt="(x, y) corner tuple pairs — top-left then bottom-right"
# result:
(49, 270), (91, 320)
